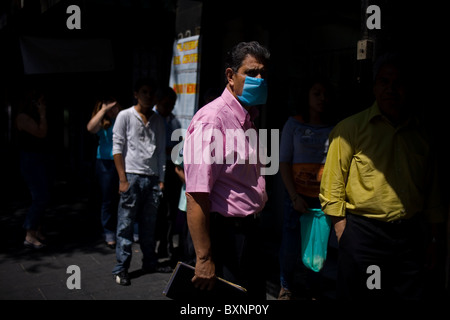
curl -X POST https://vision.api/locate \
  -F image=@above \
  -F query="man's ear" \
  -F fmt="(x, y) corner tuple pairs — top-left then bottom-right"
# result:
(225, 68), (234, 86)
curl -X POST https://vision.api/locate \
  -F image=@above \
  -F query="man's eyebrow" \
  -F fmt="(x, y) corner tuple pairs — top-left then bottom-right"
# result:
(244, 67), (265, 74)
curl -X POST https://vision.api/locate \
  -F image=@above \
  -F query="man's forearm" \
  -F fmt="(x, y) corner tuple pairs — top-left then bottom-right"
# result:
(280, 162), (296, 199)
(186, 192), (212, 260)
(113, 154), (127, 182)
(186, 192), (216, 290)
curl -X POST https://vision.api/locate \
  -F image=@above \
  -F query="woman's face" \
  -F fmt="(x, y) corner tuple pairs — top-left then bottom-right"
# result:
(308, 83), (329, 114)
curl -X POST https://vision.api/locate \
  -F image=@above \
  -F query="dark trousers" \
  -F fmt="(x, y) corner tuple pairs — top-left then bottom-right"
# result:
(178, 210), (196, 265)
(210, 212), (266, 300)
(20, 151), (52, 231)
(156, 160), (182, 258)
(337, 213), (426, 300)
(95, 159), (119, 242)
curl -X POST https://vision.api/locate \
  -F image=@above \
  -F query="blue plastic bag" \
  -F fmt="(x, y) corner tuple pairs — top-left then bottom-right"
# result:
(299, 208), (331, 272)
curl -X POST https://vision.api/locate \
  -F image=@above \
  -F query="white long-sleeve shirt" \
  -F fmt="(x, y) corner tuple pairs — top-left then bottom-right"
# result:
(112, 106), (166, 181)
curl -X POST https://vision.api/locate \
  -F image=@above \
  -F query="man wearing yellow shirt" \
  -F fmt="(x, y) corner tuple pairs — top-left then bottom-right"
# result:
(319, 54), (445, 299)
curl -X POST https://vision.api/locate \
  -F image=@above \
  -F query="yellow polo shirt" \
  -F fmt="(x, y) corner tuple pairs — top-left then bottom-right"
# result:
(319, 102), (444, 223)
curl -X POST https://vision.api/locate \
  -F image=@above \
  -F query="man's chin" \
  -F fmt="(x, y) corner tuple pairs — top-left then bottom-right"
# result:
(140, 103), (152, 109)
(381, 100), (403, 110)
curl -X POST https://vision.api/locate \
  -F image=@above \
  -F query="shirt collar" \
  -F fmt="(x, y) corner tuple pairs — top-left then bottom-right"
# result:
(221, 88), (258, 126)
(368, 102), (383, 122)
(368, 101), (416, 129)
(132, 105), (155, 124)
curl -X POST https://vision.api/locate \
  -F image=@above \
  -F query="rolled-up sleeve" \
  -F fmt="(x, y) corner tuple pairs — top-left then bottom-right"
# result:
(112, 111), (127, 156)
(319, 123), (354, 217)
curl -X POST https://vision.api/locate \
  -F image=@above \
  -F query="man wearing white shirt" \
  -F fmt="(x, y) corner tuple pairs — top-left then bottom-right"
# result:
(112, 78), (168, 286)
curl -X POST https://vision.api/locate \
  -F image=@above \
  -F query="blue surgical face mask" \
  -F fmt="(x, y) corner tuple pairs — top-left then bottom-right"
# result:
(237, 75), (268, 106)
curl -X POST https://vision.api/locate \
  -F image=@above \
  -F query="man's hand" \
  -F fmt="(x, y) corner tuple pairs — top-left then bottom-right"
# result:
(192, 257), (216, 291)
(119, 180), (130, 194)
(332, 216), (347, 243)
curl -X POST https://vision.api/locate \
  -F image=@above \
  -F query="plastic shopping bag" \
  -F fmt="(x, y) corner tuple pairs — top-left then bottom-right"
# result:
(299, 208), (331, 272)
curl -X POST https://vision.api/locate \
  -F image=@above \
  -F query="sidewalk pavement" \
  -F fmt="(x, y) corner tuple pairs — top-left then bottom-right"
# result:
(0, 181), (282, 301)
(0, 239), (175, 300)
(0, 200), (170, 300)
(3, 182), (448, 303)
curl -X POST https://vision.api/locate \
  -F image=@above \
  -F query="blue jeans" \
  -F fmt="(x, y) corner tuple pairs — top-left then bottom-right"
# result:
(279, 193), (321, 290)
(20, 151), (52, 231)
(112, 174), (161, 275)
(95, 159), (119, 242)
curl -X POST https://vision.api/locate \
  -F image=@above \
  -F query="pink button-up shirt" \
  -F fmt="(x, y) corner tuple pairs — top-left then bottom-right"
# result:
(184, 88), (267, 217)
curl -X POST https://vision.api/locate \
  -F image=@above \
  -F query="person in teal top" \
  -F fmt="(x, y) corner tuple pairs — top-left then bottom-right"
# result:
(173, 146), (195, 266)
(96, 122), (114, 160)
(87, 97), (121, 248)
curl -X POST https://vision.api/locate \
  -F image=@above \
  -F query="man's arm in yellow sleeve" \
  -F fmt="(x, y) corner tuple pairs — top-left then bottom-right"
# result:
(319, 125), (354, 241)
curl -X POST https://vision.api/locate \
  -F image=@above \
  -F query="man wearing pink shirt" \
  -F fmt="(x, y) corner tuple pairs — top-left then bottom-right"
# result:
(183, 41), (270, 300)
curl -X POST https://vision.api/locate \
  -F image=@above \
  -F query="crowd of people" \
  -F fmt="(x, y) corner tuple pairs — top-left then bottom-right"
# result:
(14, 41), (449, 300)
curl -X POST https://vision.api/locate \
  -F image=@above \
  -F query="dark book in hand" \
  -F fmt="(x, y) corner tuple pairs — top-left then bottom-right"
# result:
(162, 261), (247, 301)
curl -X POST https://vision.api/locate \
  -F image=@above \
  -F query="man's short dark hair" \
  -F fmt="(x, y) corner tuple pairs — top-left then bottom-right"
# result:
(134, 77), (158, 93)
(372, 52), (407, 82)
(156, 86), (177, 102)
(225, 41), (270, 73)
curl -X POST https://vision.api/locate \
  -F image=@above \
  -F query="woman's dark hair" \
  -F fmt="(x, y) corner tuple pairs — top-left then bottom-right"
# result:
(91, 96), (121, 130)
(296, 76), (334, 123)
(17, 81), (46, 115)
(224, 41), (270, 73)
